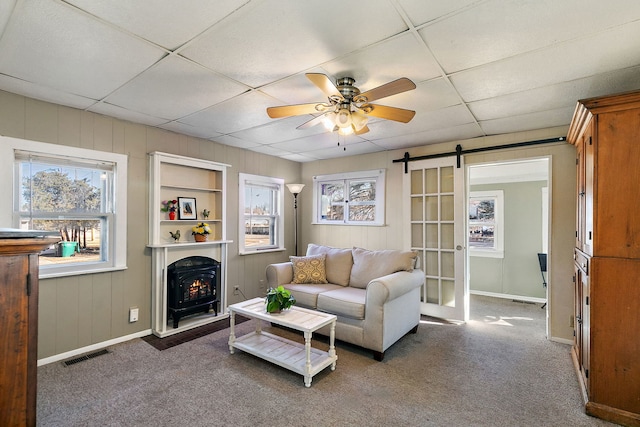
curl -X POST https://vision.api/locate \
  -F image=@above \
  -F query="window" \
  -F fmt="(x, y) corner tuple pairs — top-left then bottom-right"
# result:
(2, 136), (128, 278)
(239, 173), (284, 254)
(468, 190), (503, 258)
(313, 169), (385, 225)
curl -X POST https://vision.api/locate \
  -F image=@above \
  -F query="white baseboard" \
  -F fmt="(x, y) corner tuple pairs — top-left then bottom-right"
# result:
(470, 290), (547, 304)
(550, 336), (573, 345)
(37, 329), (152, 366)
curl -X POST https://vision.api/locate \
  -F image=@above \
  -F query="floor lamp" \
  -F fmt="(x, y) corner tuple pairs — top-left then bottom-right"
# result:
(286, 183), (305, 256)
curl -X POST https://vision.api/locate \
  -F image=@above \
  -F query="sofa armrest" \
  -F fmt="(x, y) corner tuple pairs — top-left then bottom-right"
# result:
(366, 269), (424, 305)
(266, 262), (294, 287)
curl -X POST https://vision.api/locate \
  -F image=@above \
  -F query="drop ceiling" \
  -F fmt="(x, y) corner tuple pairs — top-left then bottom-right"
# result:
(1, 0), (640, 162)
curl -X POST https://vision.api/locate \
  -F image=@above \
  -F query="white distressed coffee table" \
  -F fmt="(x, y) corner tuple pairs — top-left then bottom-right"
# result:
(228, 297), (337, 387)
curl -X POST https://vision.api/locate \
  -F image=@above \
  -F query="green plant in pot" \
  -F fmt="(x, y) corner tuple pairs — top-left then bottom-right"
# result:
(265, 285), (296, 313)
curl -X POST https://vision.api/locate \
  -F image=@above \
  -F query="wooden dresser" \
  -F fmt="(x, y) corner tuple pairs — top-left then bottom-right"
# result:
(0, 235), (58, 427)
(568, 90), (640, 427)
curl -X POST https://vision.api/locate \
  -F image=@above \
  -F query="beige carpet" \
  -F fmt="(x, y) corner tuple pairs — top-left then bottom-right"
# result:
(37, 296), (614, 426)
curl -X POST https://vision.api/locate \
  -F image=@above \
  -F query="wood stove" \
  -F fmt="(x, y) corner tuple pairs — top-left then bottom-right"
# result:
(167, 256), (221, 328)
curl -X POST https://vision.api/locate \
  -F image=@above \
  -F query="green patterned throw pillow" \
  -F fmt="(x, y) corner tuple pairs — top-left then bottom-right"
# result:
(290, 254), (328, 284)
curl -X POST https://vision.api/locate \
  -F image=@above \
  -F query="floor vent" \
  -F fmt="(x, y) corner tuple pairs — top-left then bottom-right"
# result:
(62, 349), (110, 367)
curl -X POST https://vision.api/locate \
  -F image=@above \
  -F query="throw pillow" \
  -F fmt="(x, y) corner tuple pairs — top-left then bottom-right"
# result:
(306, 244), (353, 286)
(349, 247), (418, 289)
(290, 254), (328, 284)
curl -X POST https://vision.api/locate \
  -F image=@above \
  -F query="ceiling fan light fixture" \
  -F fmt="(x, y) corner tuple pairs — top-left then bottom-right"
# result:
(322, 112), (337, 131)
(338, 125), (354, 136)
(335, 107), (352, 128)
(351, 109), (368, 132)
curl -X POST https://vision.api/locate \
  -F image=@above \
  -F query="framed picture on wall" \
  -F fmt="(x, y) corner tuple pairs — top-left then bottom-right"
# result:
(177, 197), (197, 220)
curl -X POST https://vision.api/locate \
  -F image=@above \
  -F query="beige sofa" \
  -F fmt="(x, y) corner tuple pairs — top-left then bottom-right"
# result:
(265, 244), (424, 361)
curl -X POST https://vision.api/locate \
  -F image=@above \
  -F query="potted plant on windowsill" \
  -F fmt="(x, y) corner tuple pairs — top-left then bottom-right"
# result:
(265, 285), (296, 314)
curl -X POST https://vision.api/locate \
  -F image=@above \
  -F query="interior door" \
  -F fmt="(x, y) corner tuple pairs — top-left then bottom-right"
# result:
(403, 156), (467, 321)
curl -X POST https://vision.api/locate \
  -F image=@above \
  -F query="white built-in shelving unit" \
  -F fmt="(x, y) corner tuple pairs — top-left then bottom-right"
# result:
(148, 151), (231, 337)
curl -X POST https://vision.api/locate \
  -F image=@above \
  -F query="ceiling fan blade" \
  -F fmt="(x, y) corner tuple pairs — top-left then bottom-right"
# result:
(354, 125), (369, 135)
(306, 73), (344, 100)
(358, 78), (416, 103)
(365, 104), (416, 123)
(267, 103), (325, 118)
(297, 115), (325, 129)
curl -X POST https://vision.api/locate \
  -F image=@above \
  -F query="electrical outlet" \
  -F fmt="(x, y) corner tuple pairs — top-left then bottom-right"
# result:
(129, 307), (139, 323)
(233, 285), (240, 295)
(259, 279), (265, 289)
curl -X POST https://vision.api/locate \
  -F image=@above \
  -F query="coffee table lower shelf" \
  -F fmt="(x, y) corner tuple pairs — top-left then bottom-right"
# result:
(232, 330), (336, 386)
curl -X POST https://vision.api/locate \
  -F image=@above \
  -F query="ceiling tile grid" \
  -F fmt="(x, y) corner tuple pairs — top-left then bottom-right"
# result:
(0, 0), (639, 161)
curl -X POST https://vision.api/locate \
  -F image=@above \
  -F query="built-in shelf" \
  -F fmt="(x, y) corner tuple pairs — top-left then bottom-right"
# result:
(148, 152), (231, 337)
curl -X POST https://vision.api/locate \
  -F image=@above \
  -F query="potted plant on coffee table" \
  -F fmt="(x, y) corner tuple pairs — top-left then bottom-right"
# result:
(265, 285), (296, 314)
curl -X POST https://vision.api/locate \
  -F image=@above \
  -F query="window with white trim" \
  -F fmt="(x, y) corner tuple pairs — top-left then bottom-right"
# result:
(5, 137), (128, 278)
(239, 173), (284, 254)
(468, 190), (504, 258)
(313, 169), (385, 225)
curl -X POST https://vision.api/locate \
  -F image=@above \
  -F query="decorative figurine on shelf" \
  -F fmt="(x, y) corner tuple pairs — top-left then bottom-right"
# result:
(202, 208), (210, 219)
(169, 230), (180, 242)
(161, 199), (178, 220)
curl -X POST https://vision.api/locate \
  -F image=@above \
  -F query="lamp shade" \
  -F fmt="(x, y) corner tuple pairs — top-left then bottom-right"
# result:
(286, 183), (305, 194)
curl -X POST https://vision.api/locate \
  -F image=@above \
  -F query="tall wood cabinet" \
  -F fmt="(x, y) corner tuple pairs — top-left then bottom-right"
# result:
(0, 236), (58, 427)
(568, 90), (640, 427)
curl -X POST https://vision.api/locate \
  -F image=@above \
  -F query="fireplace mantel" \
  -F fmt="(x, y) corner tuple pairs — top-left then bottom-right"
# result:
(148, 152), (230, 337)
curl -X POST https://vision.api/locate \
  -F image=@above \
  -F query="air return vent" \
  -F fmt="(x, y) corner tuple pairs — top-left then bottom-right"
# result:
(62, 349), (110, 366)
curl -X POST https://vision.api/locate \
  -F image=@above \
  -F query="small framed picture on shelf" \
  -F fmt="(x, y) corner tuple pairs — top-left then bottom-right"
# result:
(177, 197), (197, 220)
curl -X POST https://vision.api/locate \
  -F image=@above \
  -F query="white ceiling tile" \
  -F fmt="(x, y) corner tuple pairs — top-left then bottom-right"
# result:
(321, 33), (442, 86)
(278, 152), (317, 163)
(260, 67), (334, 105)
(88, 102), (168, 127)
(0, 0), (165, 100)
(479, 106), (575, 136)
(421, 0), (640, 73)
(451, 20), (640, 102)
(213, 135), (261, 150)
(397, 0), (480, 26)
(104, 55), (248, 120)
(231, 115), (327, 144)
(180, 90), (277, 134)
(180, 0), (407, 87)
(247, 144), (294, 157)
(0, 1), (16, 34)
(159, 121), (222, 140)
(469, 66), (640, 121)
(372, 123), (484, 149)
(65, 0), (250, 50)
(0, 74), (97, 109)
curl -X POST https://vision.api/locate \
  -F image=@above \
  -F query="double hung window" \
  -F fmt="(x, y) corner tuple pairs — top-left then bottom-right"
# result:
(4, 137), (127, 277)
(239, 173), (284, 254)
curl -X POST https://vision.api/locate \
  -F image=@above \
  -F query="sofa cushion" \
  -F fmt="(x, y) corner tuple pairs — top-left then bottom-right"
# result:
(317, 287), (366, 320)
(306, 243), (353, 286)
(290, 254), (328, 284)
(349, 247), (418, 289)
(282, 283), (343, 309)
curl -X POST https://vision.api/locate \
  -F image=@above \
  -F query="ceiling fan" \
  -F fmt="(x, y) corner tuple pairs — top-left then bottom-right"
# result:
(266, 73), (416, 136)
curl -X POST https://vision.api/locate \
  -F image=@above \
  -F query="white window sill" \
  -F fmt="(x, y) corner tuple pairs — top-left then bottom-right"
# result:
(239, 248), (286, 255)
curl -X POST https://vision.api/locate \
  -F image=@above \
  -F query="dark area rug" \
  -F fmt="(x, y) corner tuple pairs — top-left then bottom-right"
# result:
(141, 315), (249, 350)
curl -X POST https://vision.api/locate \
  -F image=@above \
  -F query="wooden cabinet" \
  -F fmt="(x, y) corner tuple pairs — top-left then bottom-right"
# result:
(568, 90), (640, 427)
(0, 237), (58, 427)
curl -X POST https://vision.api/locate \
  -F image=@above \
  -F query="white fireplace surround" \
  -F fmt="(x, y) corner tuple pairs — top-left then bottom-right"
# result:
(150, 242), (229, 337)
(147, 152), (230, 338)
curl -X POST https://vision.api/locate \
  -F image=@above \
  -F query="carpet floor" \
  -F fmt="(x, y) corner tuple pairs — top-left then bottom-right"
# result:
(37, 296), (615, 426)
